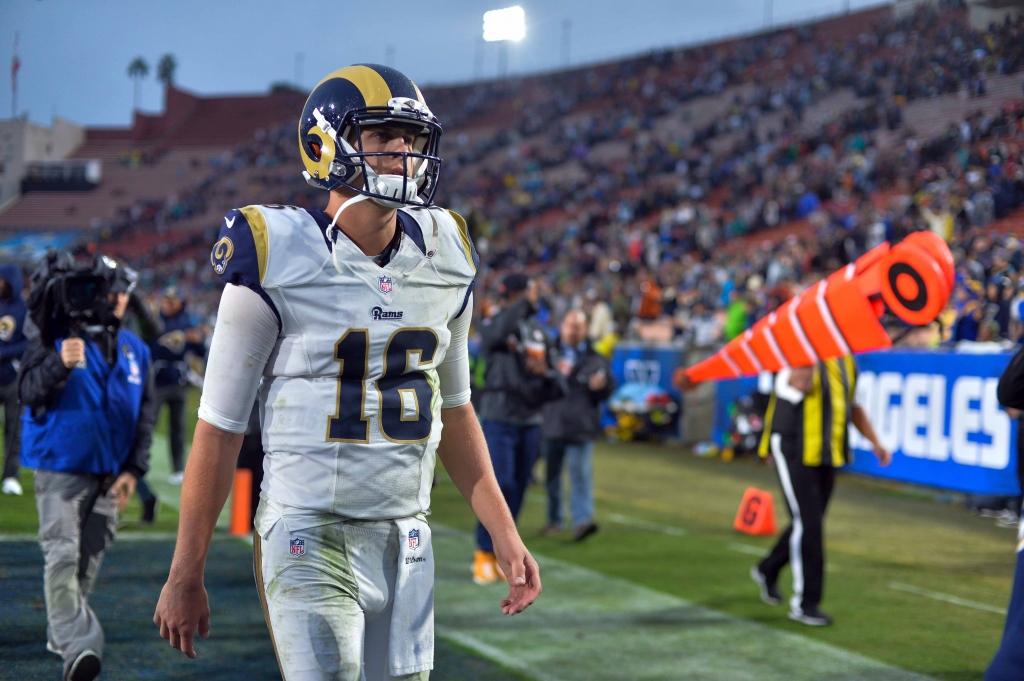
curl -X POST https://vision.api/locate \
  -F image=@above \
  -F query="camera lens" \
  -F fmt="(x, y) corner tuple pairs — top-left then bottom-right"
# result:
(67, 280), (98, 309)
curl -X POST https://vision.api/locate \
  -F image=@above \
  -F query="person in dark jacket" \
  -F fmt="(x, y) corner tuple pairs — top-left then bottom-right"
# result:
(19, 255), (156, 681)
(541, 309), (615, 541)
(473, 273), (565, 584)
(151, 287), (205, 483)
(987, 345), (1024, 680)
(120, 291), (163, 524)
(0, 263), (28, 495)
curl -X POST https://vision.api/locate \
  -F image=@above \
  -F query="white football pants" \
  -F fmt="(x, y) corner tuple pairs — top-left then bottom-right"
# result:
(255, 515), (430, 681)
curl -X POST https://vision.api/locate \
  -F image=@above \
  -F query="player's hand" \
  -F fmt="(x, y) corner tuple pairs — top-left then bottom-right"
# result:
(493, 535), (542, 616)
(109, 472), (136, 513)
(874, 443), (892, 467)
(154, 577), (211, 659)
(588, 370), (608, 391)
(60, 338), (86, 368)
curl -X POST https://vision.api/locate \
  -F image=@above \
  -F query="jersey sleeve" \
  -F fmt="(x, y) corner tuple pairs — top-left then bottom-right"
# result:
(210, 207), (280, 327)
(437, 293), (473, 409)
(197, 284), (279, 433)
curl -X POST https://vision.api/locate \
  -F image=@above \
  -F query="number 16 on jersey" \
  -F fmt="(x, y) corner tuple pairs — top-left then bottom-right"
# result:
(326, 328), (440, 445)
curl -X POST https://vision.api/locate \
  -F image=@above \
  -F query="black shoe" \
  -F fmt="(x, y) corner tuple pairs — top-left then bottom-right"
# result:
(573, 521), (599, 541)
(67, 649), (101, 681)
(750, 566), (782, 605)
(788, 605), (833, 626)
(141, 496), (159, 526)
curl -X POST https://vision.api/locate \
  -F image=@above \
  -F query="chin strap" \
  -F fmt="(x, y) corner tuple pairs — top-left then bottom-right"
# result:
(327, 193), (373, 274)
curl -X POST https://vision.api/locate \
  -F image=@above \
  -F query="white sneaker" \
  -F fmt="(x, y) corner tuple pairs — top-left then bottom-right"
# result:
(167, 472), (185, 485)
(996, 510), (1021, 528)
(2, 477), (23, 496)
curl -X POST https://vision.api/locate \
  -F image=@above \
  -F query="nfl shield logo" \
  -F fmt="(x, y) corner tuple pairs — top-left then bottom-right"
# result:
(378, 276), (393, 294)
(290, 538), (305, 556)
(408, 529), (420, 550)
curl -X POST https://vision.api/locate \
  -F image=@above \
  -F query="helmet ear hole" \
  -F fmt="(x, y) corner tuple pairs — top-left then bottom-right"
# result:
(306, 136), (322, 161)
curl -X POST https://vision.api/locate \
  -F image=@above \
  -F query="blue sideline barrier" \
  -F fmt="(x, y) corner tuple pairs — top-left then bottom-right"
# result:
(714, 350), (1020, 496)
(609, 343), (685, 395)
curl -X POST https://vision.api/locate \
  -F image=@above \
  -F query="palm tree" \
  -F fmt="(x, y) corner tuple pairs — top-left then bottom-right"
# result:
(157, 54), (177, 89)
(127, 57), (149, 111)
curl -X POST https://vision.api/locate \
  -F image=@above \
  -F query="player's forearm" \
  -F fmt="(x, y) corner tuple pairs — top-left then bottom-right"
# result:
(167, 419), (244, 584)
(851, 405), (880, 448)
(437, 404), (518, 541)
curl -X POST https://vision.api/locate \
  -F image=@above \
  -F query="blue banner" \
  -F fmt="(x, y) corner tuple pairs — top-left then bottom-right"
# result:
(609, 343), (685, 397)
(715, 350), (1020, 496)
(846, 351), (1018, 496)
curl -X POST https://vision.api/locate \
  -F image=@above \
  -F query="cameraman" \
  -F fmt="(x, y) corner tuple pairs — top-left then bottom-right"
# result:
(19, 253), (155, 681)
(473, 273), (565, 584)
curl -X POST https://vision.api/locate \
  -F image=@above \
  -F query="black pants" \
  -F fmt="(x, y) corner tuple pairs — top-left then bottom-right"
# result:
(156, 385), (188, 473)
(1, 380), (21, 480)
(759, 433), (835, 611)
(237, 429), (265, 527)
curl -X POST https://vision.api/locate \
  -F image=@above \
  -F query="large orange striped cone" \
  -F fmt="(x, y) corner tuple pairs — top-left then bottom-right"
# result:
(683, 235), (953, 385)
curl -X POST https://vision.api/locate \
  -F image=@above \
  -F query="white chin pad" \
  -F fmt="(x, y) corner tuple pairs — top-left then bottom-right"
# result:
(367, 173), (420, 207)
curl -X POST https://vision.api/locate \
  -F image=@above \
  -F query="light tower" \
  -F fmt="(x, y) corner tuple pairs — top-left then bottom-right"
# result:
(483, 6), (526, 78)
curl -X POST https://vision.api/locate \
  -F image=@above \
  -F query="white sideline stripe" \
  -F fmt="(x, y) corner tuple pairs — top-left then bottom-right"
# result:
(889, 582), (1006, 615)
(727, 542), (766, 556)
(436, 626), (568, 681)
(607, 512), (688, 536)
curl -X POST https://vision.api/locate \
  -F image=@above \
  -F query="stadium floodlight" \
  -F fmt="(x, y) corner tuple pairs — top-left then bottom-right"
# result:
(483, 6), (526, 42)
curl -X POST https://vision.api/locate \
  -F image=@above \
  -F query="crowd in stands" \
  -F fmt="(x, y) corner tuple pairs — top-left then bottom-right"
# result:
(50, 1), (1024, 355)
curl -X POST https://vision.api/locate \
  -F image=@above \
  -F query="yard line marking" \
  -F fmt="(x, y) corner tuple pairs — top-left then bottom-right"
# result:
(727, 541), (766, 556)
(607, 512), (688, 536)
(889, 582), (1006, 615)
(437, 626), (568, 681)
(433, 524), (936, 681)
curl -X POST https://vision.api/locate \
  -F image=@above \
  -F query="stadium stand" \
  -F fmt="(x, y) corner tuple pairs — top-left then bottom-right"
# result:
(0, 0), (1021, 335)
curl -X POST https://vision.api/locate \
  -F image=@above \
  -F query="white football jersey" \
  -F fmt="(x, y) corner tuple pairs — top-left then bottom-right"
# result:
(211, 203), (478, 519)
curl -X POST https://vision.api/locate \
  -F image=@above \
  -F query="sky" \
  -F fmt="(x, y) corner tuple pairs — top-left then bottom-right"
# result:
(1, 0), (890, 128)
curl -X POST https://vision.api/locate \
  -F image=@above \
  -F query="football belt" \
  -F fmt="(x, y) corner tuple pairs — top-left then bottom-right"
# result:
(683, 231), (955, 385)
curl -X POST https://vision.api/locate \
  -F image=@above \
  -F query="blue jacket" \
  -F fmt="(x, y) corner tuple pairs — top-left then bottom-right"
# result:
(20, 330), (154, 476)
(152, 308), (204, 389)
(0, 263), (27, 385)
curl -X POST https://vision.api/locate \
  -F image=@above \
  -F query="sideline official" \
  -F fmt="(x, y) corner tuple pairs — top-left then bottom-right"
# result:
(751, 357), (889, 626)
(19, 254), (156, 681)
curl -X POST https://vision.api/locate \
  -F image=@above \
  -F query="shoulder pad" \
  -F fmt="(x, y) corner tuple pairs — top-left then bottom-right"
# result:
(211, 205), (330, 289)
(211, 207), (267, 290)
(446, 209), (480, 275)
(403, 206), (478, 285)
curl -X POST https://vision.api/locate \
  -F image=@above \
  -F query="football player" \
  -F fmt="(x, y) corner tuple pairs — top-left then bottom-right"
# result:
(153, 64), (541, 681)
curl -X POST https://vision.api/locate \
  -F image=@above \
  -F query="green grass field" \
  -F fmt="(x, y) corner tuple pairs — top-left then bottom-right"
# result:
(0, 388), (1017, 680)
(430, 443), (1016, 680)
